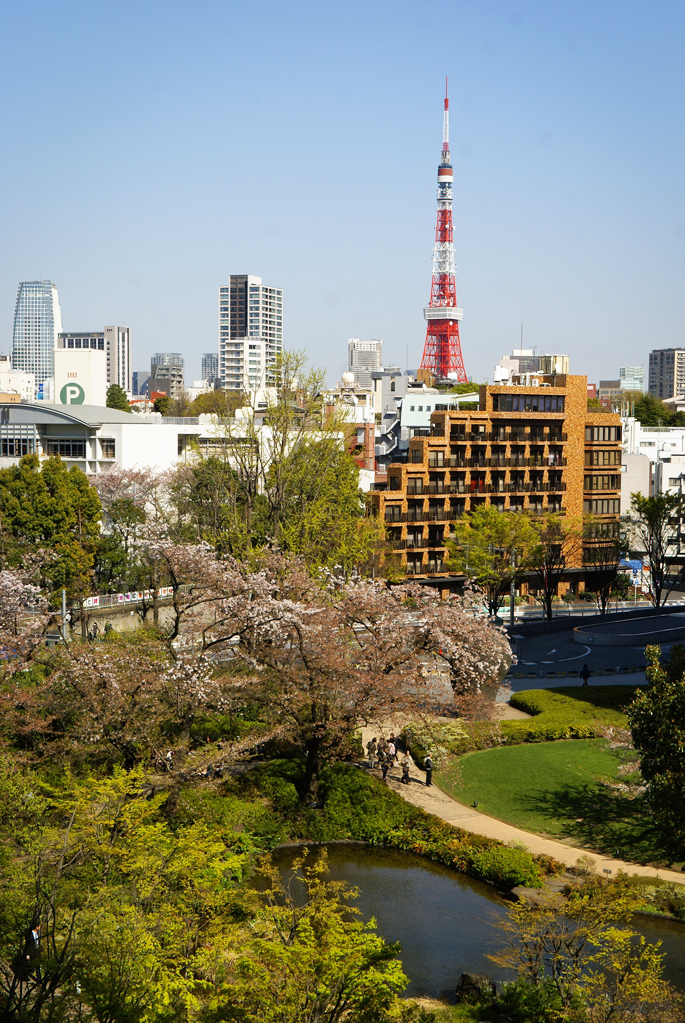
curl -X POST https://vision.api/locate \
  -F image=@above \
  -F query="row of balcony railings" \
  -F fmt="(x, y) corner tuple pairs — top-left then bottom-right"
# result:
(442, 429), (568, 442)
(405, 480), (568, 496)
(385, 504), (566, 523)
(406, 561), (444, 575)
(389, 538), (446, 550)
(424, 455), (568, 469)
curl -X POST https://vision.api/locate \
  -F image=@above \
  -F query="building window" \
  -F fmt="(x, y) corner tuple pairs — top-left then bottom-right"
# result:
(493, 394), (565, 413)
(583, 498), (621, 515)
(1, 439), (33, 456)
(101, 439), (115, 458)
(585, 426), (622, 442)
(46, 439), (86, 458)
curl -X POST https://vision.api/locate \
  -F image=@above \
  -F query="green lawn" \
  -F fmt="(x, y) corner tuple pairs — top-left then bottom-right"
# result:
(437, 739), (672, 865)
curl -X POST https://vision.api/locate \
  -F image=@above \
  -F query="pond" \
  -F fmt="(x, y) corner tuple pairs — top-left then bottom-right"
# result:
(274, 844), (685, 999)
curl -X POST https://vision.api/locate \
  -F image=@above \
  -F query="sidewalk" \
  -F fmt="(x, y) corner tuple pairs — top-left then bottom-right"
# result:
(361, 724), (685, 886)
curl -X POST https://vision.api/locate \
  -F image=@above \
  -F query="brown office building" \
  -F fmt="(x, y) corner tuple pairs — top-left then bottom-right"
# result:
(371, 374), (622, 595)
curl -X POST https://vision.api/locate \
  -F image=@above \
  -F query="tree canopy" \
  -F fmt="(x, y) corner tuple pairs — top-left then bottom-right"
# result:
(0, 455), (102, 597)
(106, 383), (131, 412)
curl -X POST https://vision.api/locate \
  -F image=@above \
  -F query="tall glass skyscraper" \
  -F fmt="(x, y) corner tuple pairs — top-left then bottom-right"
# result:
(12, 280), (63, 395)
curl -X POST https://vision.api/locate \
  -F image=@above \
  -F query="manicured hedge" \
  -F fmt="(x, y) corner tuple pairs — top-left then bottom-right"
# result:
(229, 760), (561, 889)
(405, 687), (644, 761)
(302, 764), (557, 889)
(503, 686), (641, 743)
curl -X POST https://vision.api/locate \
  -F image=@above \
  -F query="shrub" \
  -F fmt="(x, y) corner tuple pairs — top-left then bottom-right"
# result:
(503, 686), (640, 744)
(468, 845), (543, 889)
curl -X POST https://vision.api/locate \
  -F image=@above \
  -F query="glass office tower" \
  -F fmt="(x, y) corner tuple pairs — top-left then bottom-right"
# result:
(12, 280), (63, 395)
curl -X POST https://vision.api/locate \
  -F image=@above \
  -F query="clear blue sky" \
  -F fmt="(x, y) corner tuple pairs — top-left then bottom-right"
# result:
(1, 0), (684, 386)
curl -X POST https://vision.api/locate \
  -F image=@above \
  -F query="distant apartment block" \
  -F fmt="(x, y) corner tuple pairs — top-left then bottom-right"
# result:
(12, 280), (63, 396)
(598, 380), (622, 406)
(219, 274), (283, 391)
(619, 366), (645, 392)
(104, 326), (131, 392)
(648, 348), (685, 400)
(202, 352), (219, 383)
(150, 353), (184, 399)
(349, 339), (382, 389)
(493, 350), (568, 385)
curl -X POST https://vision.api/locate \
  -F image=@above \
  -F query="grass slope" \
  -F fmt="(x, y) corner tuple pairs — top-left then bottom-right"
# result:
(437, 739), (669, 864)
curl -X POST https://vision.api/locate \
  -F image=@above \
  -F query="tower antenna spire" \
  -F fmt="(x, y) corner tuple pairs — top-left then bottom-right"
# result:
(419, 84), (467, 382)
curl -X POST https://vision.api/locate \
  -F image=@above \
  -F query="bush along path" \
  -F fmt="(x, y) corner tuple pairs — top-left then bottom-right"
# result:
(359, 722), (685, 887)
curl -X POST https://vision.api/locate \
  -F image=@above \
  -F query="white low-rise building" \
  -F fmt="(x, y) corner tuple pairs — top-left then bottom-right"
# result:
(0, 402), (208, 473)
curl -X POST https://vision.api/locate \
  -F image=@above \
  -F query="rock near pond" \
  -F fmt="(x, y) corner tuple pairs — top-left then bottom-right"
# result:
(455, 971), (497, 1003)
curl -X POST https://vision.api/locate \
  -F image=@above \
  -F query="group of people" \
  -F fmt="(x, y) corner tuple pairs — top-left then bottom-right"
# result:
(87, 620), (113, 643)
(365, 734), (433, 787)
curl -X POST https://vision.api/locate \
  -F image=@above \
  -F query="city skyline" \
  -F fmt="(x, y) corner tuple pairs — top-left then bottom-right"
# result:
(1, 2), (685, 385)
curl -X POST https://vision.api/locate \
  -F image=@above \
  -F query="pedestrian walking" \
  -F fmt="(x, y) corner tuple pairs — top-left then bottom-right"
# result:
(380, 752), (390, 782)
(400, 754), (411, 784)
(92, 621), (100, 640)
(388, 733), (397, 758)
(424, 754), (434, 787)
(387, 740), (396, 763)
(580, 664), (590, 686)
(366, 737), (377, 767)
(104, 620), (113, 635)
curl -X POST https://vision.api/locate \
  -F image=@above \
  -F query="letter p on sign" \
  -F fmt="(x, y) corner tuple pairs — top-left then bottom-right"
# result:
(60, 383), (85, 405)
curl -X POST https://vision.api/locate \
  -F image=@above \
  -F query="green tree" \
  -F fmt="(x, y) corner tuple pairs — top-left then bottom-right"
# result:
(203, 851), (407, 1023)
(106, 383), (131, 412)
(627, 644), (685, 848)
(153, 394), (171, 416)
(633, 393), (675, 427)
(273, 438), (384, 575)
(529, 515), (583, 621)
(581, 523), (628, 614)
(447, 507), (538, 617)
(0, 455), (102, 605)
(490, 884), (681, 1023)
(628, 491), (685, 607)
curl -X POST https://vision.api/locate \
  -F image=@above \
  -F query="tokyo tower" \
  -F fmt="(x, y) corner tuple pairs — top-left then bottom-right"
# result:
(419, 82), (467, 382)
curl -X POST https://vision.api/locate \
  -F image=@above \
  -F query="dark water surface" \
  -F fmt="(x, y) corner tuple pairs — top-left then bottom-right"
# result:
(273, 844), (685, 999)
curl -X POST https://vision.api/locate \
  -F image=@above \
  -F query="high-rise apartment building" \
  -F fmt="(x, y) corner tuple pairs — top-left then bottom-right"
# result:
(619, 366), (645, 392)
(648, 349), (685, 400)
(12, 280), (63, 395)
(202, 352), (219, 384)
(150, 353), (184, 400)
(218, 274), (283, 391)
(348, 339), (382, 389)
(104, 326), (131, 392)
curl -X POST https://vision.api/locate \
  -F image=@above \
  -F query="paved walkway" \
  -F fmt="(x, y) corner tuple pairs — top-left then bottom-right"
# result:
(361, 723), (685, 886)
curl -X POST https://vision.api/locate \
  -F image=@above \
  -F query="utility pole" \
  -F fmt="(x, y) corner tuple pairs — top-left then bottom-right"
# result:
(61, 587), (67, 643)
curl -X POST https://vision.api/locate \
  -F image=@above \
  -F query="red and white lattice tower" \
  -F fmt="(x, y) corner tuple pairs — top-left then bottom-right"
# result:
(419, 82), (468, 382)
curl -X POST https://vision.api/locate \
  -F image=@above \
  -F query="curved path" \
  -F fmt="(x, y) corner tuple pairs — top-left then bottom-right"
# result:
(361, 723), (685, 886)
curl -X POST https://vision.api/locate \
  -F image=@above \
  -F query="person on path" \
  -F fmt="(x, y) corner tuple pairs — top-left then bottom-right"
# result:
(92, 621), (100, 640)
(580, 664), (591, 686)
(424, 754), (434, 787)
(104, 620), (113, 635)
(366, 737), (377, 767)
(400, 754), (411, 784)
(380, 751), (390, 782)
(388, 734), (398, 760)
(387, 740), (396, 764)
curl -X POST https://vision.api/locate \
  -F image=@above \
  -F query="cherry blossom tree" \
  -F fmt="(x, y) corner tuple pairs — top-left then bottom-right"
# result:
(190, 555), (510, 798)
